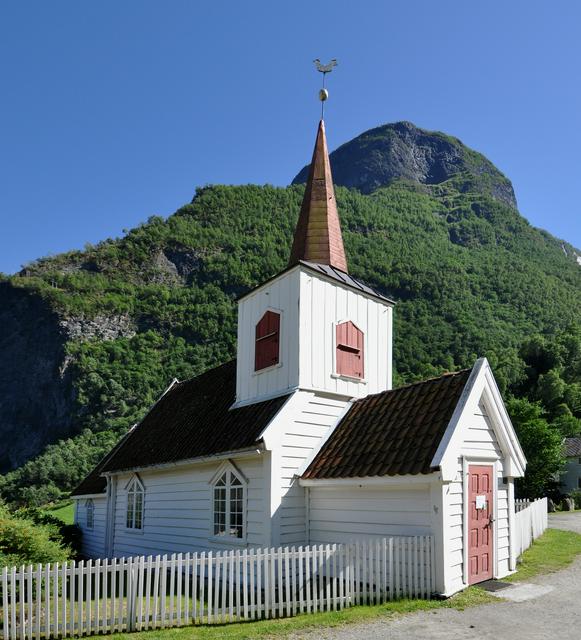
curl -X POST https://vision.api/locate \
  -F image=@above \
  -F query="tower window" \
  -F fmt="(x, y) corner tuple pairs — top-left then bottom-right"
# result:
(255, 311), (280, 371)
(336, 321), (364, 379)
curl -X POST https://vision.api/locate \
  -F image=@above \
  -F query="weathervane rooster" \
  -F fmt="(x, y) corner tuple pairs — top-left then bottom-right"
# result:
(314, 58), (338, 74)
(313, 58), (337, 118)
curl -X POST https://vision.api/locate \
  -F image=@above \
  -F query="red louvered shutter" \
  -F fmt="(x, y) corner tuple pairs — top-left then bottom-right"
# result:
(336, 321), (364, 378)
(255, 311), (280, 371)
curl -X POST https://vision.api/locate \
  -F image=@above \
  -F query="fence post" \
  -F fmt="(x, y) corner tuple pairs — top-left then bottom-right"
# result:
(127, 557), (136, 632)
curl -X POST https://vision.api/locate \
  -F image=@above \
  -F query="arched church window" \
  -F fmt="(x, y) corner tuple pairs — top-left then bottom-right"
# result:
(255, 311), (280, 371)
(85, 499), (94, 530)
(336, 321), (364, 379)
(126, 476), (145, 530)
(212, 467), (245, 539)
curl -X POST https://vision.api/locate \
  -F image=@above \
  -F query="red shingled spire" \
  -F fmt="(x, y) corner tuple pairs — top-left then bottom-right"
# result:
(288, 120), (348, 273)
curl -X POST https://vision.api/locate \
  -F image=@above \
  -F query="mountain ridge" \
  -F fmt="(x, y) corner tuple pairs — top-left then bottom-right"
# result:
(293, 121), (518, 210)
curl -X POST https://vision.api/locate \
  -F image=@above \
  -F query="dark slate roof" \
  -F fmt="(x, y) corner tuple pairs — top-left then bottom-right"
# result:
(98, 360), (289, 474)
(71, 431), (134, 496)
(564, 437), (581, 458)
(303, 368), (472, 479)
(299, 262), (395, 304)
(237, 262), (394, 305)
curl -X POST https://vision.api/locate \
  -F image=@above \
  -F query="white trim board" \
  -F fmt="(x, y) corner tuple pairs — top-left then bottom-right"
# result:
(102, 446), (265, 478)
(300, 473), (440, 488)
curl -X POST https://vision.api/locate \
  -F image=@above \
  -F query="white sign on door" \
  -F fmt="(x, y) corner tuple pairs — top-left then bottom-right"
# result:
(475, 495), (487, 510)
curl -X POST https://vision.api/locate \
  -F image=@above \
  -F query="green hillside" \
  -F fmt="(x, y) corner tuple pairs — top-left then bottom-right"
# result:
(0, 123), (580, 503)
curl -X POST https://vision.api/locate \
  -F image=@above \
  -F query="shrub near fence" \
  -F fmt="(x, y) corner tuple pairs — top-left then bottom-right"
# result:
(0, 535), (434, 640)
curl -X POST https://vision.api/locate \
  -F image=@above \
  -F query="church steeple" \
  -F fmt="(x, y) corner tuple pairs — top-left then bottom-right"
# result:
(288, 119), (348, 273)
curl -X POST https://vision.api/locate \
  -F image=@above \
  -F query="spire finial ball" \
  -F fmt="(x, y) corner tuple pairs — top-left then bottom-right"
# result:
(319, 88), (329, 102)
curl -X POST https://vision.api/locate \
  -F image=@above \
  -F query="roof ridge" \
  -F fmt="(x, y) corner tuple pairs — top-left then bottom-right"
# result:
(175, 358), (237, 387)
(353, 367), (472, 404)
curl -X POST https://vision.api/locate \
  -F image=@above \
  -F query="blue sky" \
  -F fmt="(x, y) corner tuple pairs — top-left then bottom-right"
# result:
(1, 1), (579, 274)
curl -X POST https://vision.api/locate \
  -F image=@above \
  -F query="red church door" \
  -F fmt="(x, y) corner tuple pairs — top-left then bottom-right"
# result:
(468, 465), (494, 584)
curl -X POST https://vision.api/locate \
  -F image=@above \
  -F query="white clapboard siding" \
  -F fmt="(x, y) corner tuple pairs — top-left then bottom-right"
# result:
(444, 459), (465, 591)
(74, 496), (107, 559)
(0, 536), (434, 640)
(278, 393), (350, 546)
(496, 469), (510, 576)
(298, 270), (392, 399)
(235, 265), (393, 407)
(461, 408), (502, 460)
(513, 498), (548, 558)
(308, 485), (432, 546)
(236, 268), (301, 404)
(112, 455), (265, 558)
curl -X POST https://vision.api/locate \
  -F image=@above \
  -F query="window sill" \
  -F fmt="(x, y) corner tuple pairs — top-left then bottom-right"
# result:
(208, 535), (247, 548)
(125, 527), (145, 535)
(331, 373), (367, 384)
(252, 362), (283, 377)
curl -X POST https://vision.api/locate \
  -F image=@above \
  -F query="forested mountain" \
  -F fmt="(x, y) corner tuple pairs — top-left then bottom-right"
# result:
(1, 122), (580, 504)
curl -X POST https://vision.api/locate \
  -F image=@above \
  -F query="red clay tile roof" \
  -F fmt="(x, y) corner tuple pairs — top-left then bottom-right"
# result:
(302, 368), (472, 479)
(74, 361), (289, 483)
(288, 120), (348, 272)
(564, 437), (581, 458)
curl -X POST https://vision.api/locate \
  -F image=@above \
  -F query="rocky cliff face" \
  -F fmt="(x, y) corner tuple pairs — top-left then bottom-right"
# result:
(0, 283), (75, 471)
(0, 282), (138, 472)
(293, 121), (517, 209)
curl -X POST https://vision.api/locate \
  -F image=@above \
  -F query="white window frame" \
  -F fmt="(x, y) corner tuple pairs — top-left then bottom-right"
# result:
(125, 475), (145, 532)
(85, 499), (94, 530)
(208, 461), (248, 544)
(252, 307), (284, 376)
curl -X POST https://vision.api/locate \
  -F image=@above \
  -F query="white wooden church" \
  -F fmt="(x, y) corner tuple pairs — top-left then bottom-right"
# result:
(72, 119), (527, 596)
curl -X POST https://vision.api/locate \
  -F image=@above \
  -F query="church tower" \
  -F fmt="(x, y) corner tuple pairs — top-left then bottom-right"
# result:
(234, 118), (394, 407)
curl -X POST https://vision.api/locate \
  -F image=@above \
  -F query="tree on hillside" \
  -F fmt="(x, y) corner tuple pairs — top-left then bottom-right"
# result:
(507, 398), (564, 498)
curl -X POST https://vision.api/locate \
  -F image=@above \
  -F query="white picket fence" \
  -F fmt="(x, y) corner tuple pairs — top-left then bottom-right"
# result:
(0, 535), (434, 639)
(513, 497), (548, 558)
(514, 498), (530, 513)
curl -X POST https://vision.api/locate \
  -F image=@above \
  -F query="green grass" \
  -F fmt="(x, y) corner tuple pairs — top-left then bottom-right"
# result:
(95, 588), (493, 640)
(505, 528), (581, 582)
(44, 500), (74, 525)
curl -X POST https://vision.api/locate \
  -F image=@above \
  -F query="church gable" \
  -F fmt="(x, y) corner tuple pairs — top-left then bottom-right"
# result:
(431, 358), (526, 481)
